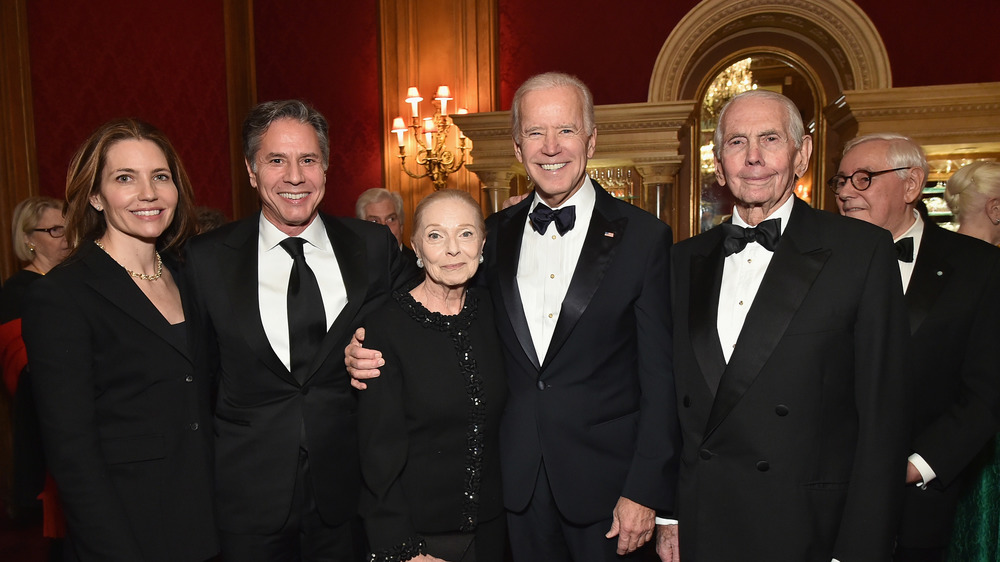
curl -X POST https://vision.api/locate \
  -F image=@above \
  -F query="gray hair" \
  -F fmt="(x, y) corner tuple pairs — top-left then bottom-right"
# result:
(355, 188), (404, 226)
(842, 133), (929, 186)
(411, 189), (484, 240)
(945, 161), (1000, 218)
(511, 72), (595, 141)
(243, 99), (329, 172)
(713, 90), (805, 160)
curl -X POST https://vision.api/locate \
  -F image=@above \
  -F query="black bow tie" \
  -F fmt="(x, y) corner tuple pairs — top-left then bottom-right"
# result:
(529, 204), (576, 236)
(721, 218), (782, 256)
(895, 237), (914, 263)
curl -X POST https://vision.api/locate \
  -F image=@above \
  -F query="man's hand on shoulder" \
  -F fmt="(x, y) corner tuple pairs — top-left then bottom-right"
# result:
(344, 327), (384, 390)
(606, 496), (655, 555)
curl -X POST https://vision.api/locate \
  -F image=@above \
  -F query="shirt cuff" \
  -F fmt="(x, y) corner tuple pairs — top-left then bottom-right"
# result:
(908, 452), (937, 489)
(655, 517), (678, 525)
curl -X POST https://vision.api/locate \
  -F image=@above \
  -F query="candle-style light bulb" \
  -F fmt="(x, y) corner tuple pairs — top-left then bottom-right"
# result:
(390, 117), (407, 147)
(405, 87), (422, 118)
(435, 85), (452, 116)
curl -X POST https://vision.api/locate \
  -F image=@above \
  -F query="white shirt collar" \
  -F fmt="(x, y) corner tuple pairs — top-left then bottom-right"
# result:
(259, 213), (331, 252)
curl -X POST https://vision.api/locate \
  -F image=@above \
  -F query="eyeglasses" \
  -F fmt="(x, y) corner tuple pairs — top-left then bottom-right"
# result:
(827, 167), (911, 194)
(33, 226), (66, 238)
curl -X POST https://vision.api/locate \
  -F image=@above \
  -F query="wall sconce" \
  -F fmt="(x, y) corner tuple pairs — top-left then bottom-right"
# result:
(391, 85), (470, 190)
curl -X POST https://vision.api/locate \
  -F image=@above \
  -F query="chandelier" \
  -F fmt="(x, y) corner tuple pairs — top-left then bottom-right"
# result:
(390, 86), (470, 190)
(703, 57), (757, 117)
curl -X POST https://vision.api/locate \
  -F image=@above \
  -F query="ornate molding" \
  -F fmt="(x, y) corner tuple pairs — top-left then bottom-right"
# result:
(649, 0), (890, 102)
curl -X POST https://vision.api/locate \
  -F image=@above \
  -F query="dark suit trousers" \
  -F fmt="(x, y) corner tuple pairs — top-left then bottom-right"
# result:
(506, 461), (657, 562)
(220, 448), (362, 562)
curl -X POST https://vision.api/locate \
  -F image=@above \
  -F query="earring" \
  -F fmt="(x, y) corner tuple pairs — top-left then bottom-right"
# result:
(416, 257), (424, 268)
(479, 254), (484, 264)
(993, 218), (1000, 225)
(95, 205), (103, 211)
(27, 243), (35, 253)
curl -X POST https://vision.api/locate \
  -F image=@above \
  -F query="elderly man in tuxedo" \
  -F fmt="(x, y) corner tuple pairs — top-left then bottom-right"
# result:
(663, 90), (909, 562)
(833, 133), (1000, 562)
(185, 100), (404, 561)
(349, 72), (679, 562)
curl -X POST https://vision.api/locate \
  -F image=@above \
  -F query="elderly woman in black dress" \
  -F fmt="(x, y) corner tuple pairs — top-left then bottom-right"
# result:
(359, 189), (506, 562)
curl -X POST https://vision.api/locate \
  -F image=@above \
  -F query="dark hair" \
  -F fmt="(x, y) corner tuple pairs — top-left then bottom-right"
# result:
(243, 100), (330, 172)
(64, 118), (197, 255)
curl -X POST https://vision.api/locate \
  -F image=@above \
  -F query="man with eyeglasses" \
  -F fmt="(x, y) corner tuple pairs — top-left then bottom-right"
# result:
(833, 133), (1000, 562)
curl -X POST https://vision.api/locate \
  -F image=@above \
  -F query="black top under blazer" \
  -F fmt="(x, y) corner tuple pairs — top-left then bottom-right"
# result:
(22, 243), (217, 562)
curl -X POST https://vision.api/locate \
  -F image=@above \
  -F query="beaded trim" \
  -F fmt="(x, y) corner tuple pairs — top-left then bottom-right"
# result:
(369, 536), (426, 562)
(395, 288), (485, 532)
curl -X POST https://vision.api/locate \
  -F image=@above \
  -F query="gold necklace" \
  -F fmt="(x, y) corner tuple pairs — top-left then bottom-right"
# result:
(94, 239), (163, 281)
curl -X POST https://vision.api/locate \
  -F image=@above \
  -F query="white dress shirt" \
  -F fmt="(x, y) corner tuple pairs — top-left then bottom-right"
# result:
(717, 196), (795, 363)
(516, 178), (596, 363)
(258, 214), (347, 372)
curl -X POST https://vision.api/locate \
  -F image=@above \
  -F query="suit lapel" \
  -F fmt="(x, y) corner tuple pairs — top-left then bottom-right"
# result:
(687, 229), (728, 395)
(496, 200), (541, 370)
(542, 188), (623, 368)
(905, 222), (951, 336)
(305, 214), (367, 381)
(221, 217), (296, 385)
(706, 199), (830, 437)
(81, 244), (190, 363)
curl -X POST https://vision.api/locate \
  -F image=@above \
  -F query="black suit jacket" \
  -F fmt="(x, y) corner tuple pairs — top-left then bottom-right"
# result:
(671, 197), (910, 561)
(184, 212), (403, 534)
(23, 243), (217, 562)
(481, 184), (679, 525)
(897, 221), (1000, 547)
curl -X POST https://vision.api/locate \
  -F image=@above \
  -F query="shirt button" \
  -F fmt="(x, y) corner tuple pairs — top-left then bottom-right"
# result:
(738, 300), (744, 306)
(747, 258), (752, 264)
(756, 460), (770, 472)
(185, 375), (194, 383)
(551, 235), (557, 240)
(549, 274), (555, 279)
(548, 313), (553, 319)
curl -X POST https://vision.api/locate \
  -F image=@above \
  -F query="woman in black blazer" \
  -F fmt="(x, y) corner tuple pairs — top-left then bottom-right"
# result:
(22, 119), (217, 561)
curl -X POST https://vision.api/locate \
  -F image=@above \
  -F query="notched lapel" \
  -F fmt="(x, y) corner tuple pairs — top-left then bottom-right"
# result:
(706, 201), (830, 436)
(222, 224), (296, 385)
(497, 203), (541, 370)
(542, 208), (623, 368)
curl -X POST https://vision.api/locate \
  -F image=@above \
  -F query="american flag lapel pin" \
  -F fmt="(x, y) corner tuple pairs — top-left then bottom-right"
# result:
(604, 231), (615, 238)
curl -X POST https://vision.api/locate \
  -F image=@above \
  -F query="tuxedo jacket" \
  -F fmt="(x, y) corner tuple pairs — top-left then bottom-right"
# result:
(23, 243), (217, 561)
(897, 221), (1000, 547)
(184, 212), (403, 534)
(671, 197), (910, 562)
(481, 185), (679, 525)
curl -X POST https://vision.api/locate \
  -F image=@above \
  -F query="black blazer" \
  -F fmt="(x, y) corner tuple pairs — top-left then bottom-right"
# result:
(897, 221), (1000, 547)
(184, 212), (403, 534)
(671, 198), (910, 562)
(22, 243), (217, 562)
(482, 184), (679, 525)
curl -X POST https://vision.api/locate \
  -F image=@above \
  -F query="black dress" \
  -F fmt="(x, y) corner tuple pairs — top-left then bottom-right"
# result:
(359, 285), (507, 562)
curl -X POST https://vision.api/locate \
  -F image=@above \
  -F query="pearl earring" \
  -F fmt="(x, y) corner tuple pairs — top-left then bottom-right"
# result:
(416, 257), (424, 268)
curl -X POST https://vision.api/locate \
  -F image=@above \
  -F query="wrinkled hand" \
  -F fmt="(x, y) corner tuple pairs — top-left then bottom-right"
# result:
(905, 461), (922, 485)
(344, 327), (383, 390)
(605, 496), (655, 555)
(656, 523), (679, 562)
(502, 192), (530, 209)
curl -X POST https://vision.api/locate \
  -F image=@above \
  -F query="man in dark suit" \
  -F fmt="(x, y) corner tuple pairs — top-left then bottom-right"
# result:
(833, 133), (1000, 562)
(185, 100), (403, 561)
(355, 187), (420, 278)
(664, 90), (910, 561)
(349, 72), (679, 561)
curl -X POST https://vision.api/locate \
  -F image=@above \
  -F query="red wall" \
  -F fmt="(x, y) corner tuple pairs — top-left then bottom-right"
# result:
(28, 1), (231, 215)
(253, 1), (382, 217)
(498, 0), (1000, 108)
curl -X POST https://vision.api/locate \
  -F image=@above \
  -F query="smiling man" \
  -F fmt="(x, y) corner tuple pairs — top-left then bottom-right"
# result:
(667, 90), (910, 561)
(834, 133), (1000, 562)
(184, 100), (405, 561)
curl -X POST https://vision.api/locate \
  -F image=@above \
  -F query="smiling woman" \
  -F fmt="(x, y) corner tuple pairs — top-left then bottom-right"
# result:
(20, 119), (218, 561)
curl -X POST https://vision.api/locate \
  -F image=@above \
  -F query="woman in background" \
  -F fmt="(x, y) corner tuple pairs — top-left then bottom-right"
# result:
(22, 118), (217, 561)
(944, 160), (1000, 562)
(359, 189), (507, 562)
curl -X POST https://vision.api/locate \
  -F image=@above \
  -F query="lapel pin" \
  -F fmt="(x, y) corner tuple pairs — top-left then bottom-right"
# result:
(604, 231), (615, 238)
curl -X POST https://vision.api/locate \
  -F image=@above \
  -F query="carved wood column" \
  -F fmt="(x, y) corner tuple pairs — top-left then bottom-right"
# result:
(0, 0), (38, 280)
(379, 0), (497, 240)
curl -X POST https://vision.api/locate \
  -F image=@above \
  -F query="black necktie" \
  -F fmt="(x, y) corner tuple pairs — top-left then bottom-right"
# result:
(721, 218), (782, 256)
(529, 204), (576, 236)
(279, 237), (326, 383)
(895, 237), (914, 263)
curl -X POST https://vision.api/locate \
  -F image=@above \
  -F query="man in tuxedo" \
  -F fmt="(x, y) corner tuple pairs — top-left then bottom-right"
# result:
(349, 72), (679, 561)
(833, 133), (1000, 562)
(663, 90), (910, 561)
(185, 100), (403, 560)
